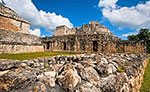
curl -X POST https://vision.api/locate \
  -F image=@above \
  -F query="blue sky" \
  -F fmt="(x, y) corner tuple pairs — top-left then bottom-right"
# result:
(1, 0), (150, 39)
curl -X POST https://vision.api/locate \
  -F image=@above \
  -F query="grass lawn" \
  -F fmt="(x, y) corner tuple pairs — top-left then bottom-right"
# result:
(140, 55), (150, 92)
(0, 52), (78, 60)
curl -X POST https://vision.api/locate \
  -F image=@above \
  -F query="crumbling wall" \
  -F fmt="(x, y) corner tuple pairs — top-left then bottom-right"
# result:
(0, 53), (148, 92)
(42, 34), (146, 53)
(0, 2), (30, 34)
(0, 30), (44, 53)
(55, 25), (76, 36)
(54, 21), (114, 36)
(76, 23), (113, 35)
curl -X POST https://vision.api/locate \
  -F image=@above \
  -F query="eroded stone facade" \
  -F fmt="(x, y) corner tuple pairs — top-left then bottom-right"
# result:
(0, 3), (44, 54)
(45, 21), (146, 54)
(55, 21), (113, 36)
(0, 2), (30, 34)
(0, 30), (44, 53)
(43, 29), (146, 53)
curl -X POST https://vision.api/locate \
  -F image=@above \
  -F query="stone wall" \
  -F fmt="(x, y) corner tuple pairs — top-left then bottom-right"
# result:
(0, 44), (44, 53)
(55, 25), (76, 36)
(89, 21), (99, 24)
(76, 23), (113, 35)
(0, 53), (148, 92)
(0, 30), (44, 53)
(0, 2), (30, 34)
(54, 21), (113, 36)
(42, 34), (146, 53)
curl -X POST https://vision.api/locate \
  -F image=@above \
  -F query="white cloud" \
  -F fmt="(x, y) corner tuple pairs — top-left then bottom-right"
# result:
(1, 0), (73, 31)
(98, 0), (118, 9)
(98, 0), (150, 29)
(41, 35), (45, 37)
(122, 32), (138, 37)
(30, 29), (41, 37)
(0, 0), (2, 3)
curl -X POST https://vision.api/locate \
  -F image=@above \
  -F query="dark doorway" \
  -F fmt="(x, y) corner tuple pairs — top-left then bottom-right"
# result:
(93, 41), (98, 52)
(47, 42), (50, 49)
(63, 42), (66, 50)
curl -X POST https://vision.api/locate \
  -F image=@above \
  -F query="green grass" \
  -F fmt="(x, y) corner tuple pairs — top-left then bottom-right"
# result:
(140, 58), (150, 92)
(0, 52), (77, 60)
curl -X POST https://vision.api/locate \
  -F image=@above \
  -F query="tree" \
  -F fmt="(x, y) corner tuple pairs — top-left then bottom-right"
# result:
(128, 35), (138, 42)
(128, 29), (150, 53)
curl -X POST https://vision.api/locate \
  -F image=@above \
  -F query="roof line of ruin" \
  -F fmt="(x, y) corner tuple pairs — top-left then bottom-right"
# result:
(42, 33), (141, 44)
(0, 2), (30, 24)
(0, 14), (30, 24)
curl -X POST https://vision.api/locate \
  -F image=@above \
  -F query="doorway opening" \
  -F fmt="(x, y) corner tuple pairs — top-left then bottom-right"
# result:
(47, 42), (50, 49)
(63, 42), (66, 50)
(93, 41), (98, 52)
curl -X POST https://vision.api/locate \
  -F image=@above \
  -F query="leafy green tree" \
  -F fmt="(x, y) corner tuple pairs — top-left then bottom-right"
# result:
(128, 29), (150, 53)
(128, 35), (138, 42)
(137, 29), (150, 42)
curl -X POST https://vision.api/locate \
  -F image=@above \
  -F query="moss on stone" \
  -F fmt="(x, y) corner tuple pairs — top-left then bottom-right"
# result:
(117, 66), (126, 72)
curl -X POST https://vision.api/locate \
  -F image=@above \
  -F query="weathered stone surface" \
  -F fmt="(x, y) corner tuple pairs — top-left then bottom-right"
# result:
(0, 2), (30, 34)
(0, 30), (44, 53)
(0, 68), (38, 92)
(0, 3), (45, 54)
(0, 59), (21, 70)
(80, 67), (100, 86)
(0, 53), (148, 92)
(75, 81), (100, 92)
(58, 64), (81, 90)
(42, 33), (146, 54)
(98, 73), (127, 92)
(55, 21), (113, 36)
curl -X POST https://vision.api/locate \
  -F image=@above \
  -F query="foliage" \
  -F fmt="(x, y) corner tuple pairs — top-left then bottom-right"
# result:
(128, 29), (150, 53)
(44, 65), (49, 68)
(117, 66), (126, 72)
(117, 50), (124, 53)
(140, 59), (150, 92)
(128, 35), (138, 42)
(0, 52), (77, 60)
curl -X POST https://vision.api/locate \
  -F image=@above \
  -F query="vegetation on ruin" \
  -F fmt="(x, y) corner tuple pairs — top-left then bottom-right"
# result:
(140, 57), (150, 92)
(117, 50), (124, 53)
(0, 52), (78, 60)
(128, 29), (150, 53)
(117, 65), (126, 73)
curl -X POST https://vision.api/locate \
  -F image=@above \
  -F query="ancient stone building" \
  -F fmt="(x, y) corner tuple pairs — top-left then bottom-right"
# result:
(0, 3), (44, 53)
(55, 21), (113, 36)
(55, 25), (76, 36)
(0, 2), (30, 34)
(0, 2), (146, 54)
(42, 21), (146, 53)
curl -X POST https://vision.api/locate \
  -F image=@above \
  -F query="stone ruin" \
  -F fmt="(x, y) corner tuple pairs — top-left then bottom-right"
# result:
(0, 2), (30, 34)
(0, 53), (149, 92)
(0, 2), (44, 53)
(0, 2), (149, 92)
(0, 2), (146, 54)
(42, 21), (146, 53)
(55, 21), (113, 36)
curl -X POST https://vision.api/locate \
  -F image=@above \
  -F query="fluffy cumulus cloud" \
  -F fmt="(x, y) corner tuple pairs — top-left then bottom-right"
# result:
(98, 0), (150, 29)
(1, 0), (73, 32)
(30, 29), (41, 37)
